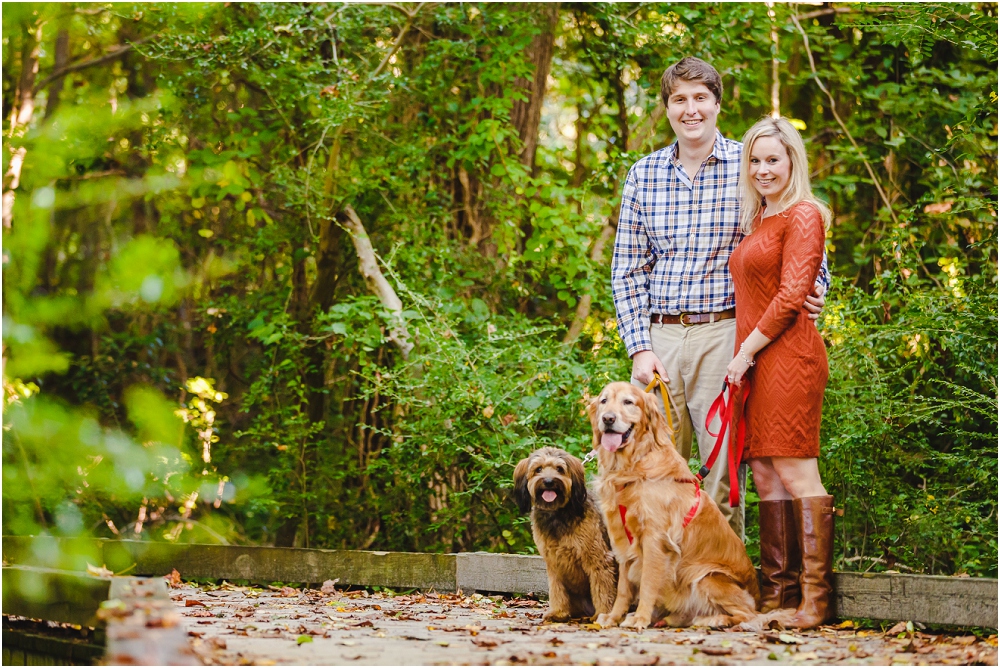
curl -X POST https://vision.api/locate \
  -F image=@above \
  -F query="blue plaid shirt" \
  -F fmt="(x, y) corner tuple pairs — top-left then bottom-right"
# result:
(611, 132), (828, 357)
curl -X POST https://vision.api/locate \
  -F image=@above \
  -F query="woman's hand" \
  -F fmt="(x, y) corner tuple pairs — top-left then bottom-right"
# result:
(726, 354), (752, 387)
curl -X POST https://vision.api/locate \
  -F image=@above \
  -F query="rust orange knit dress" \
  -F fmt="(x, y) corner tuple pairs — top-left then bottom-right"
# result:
(729, 201), (829, 459)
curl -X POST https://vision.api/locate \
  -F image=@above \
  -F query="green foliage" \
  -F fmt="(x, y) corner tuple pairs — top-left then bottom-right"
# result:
(2, 3), (996, 577)
(819, 241), (997, 576)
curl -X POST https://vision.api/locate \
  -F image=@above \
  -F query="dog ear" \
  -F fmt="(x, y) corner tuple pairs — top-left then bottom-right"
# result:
(512, 457), (533, 514)
(567, 454), (588, 514)
(586, 395), (601, 447)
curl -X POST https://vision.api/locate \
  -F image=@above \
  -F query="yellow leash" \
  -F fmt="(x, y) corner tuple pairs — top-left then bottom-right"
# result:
(644, 372), (676, 436)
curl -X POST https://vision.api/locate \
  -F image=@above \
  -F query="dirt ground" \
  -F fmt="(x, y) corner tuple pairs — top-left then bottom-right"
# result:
(172, 579), (998, 666)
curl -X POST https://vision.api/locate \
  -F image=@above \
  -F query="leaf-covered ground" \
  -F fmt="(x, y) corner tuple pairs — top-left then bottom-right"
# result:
(172, 577), (998, 666)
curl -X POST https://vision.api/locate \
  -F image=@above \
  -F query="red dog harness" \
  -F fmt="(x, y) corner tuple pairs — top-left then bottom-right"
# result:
(617, 478), (701, 545)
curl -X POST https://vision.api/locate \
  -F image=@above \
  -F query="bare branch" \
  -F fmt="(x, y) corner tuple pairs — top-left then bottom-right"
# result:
(33, 35), (156, 95)
(790, 13), (899, 225)
(340, 204), (414, 359)
(371, 3), (427, 79)
(794, 6), (902, 21)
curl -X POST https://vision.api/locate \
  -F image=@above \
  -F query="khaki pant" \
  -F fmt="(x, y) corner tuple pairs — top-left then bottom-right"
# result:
(631, 318), (747, 539)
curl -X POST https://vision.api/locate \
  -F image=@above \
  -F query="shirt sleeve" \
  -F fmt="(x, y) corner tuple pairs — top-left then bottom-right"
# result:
(757, 203), (827, 340)
(611, 166), (654, 357)
(816, 250), (831, 292)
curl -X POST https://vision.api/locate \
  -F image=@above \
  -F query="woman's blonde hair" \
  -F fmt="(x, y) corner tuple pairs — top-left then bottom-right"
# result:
(739, 116), (831, 234)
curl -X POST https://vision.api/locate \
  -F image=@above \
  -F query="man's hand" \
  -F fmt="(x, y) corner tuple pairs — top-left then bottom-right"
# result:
(631, 350), (668, 386)
(804, 283), (826, 321)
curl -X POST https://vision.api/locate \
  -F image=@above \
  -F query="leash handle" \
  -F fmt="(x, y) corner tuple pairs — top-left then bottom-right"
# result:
(701, 380), (751, 507)
(644, 373), (675, 436)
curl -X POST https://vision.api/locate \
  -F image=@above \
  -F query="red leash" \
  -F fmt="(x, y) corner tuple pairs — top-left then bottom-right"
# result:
(703, 380), (751, 508)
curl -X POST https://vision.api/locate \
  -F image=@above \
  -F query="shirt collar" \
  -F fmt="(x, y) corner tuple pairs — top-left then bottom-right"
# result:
(665, 130), (734, 167)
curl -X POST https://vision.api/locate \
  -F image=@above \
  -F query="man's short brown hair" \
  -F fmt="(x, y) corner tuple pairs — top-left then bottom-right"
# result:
(660, 57), (723, 106)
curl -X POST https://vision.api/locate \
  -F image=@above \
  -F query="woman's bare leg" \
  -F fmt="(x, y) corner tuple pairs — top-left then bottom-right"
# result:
(769, 457), (826, 498)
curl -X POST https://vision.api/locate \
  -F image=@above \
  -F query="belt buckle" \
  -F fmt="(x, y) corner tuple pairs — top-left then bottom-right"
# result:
(680, 312), (695, 327)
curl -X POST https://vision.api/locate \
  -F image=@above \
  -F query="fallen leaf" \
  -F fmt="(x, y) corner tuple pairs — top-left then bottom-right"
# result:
(472, 637), (500, 648)
(700, 647), (732, 656)
(297, 634), (313, 645)
(185, 599), (207, 607)
(147, 613), (182, 628)
(836, 620), (855, 629)
(887, 622), (908, 635)
(953, 636), (978, 646)
(166, 569), (183, 587)
(186, 610), (215, 618)
(209, 637), (227, 650)
(435, 640), (450, 647)
(321, 579), (340, 594)
(86, 563), (114, 577)
(778, 633), (805, 645)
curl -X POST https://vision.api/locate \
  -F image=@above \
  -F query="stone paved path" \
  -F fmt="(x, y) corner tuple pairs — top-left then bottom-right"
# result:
(172, 581), (998, 666)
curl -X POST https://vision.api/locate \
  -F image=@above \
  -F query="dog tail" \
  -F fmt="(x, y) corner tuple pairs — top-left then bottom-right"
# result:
(730, 608), (796, 632)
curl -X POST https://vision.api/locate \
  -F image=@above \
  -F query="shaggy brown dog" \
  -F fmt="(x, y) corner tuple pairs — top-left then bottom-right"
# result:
(513, 447), (618, 621)
(589, 382), (759, 630)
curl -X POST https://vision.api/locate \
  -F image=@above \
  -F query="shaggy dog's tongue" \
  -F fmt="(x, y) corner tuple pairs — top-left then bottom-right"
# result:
(541, 490), (557, 503)
(602, 431), (623, 452)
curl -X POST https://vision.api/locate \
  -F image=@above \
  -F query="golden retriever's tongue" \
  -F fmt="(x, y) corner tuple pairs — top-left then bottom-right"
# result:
(602, 432), (623, 452)
(541, 490), (557, 503)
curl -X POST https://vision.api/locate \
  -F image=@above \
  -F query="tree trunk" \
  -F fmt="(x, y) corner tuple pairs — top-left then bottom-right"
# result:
(44, 24), (70, 120)
(3, 19), (42, 229)
(509, 3), (560, 174)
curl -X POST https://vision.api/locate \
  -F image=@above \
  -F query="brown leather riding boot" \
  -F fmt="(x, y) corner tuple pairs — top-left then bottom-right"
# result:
(758, 500), (801, 612)
(786, 495), (837, 629)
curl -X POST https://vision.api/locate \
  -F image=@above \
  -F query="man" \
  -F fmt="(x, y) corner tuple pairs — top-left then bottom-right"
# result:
(611, 57), (827, 538)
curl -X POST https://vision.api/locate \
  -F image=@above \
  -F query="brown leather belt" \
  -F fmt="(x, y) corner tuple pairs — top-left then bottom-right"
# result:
(650, 309), (736, 327)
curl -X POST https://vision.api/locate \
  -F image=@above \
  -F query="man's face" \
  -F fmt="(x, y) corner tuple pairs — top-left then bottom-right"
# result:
(665, 80), (720, 146)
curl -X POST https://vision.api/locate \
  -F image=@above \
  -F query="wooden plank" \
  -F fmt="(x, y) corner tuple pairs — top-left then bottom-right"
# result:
(456, 552), (548, 594)
(2, 565), (111, 628)
(835, 571), (999, 628)
(103, 576), (200, 665)
(104, 541), (459, 591)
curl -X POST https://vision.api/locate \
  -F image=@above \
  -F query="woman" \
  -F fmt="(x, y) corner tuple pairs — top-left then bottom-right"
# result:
(725, 117), (836, 630)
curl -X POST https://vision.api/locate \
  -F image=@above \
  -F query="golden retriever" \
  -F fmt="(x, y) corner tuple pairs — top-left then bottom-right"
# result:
(513, 447), (618, 621)
(588, 382), (759, 630)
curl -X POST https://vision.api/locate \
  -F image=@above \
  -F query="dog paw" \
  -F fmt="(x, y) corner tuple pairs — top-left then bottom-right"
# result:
(620, 612), (651, 631)
(594, 613), (619, 628)
(542, 609), (571, 623)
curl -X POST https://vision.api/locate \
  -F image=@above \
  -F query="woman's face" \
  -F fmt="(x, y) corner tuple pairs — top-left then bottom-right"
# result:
(748, 135), (791, 202)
